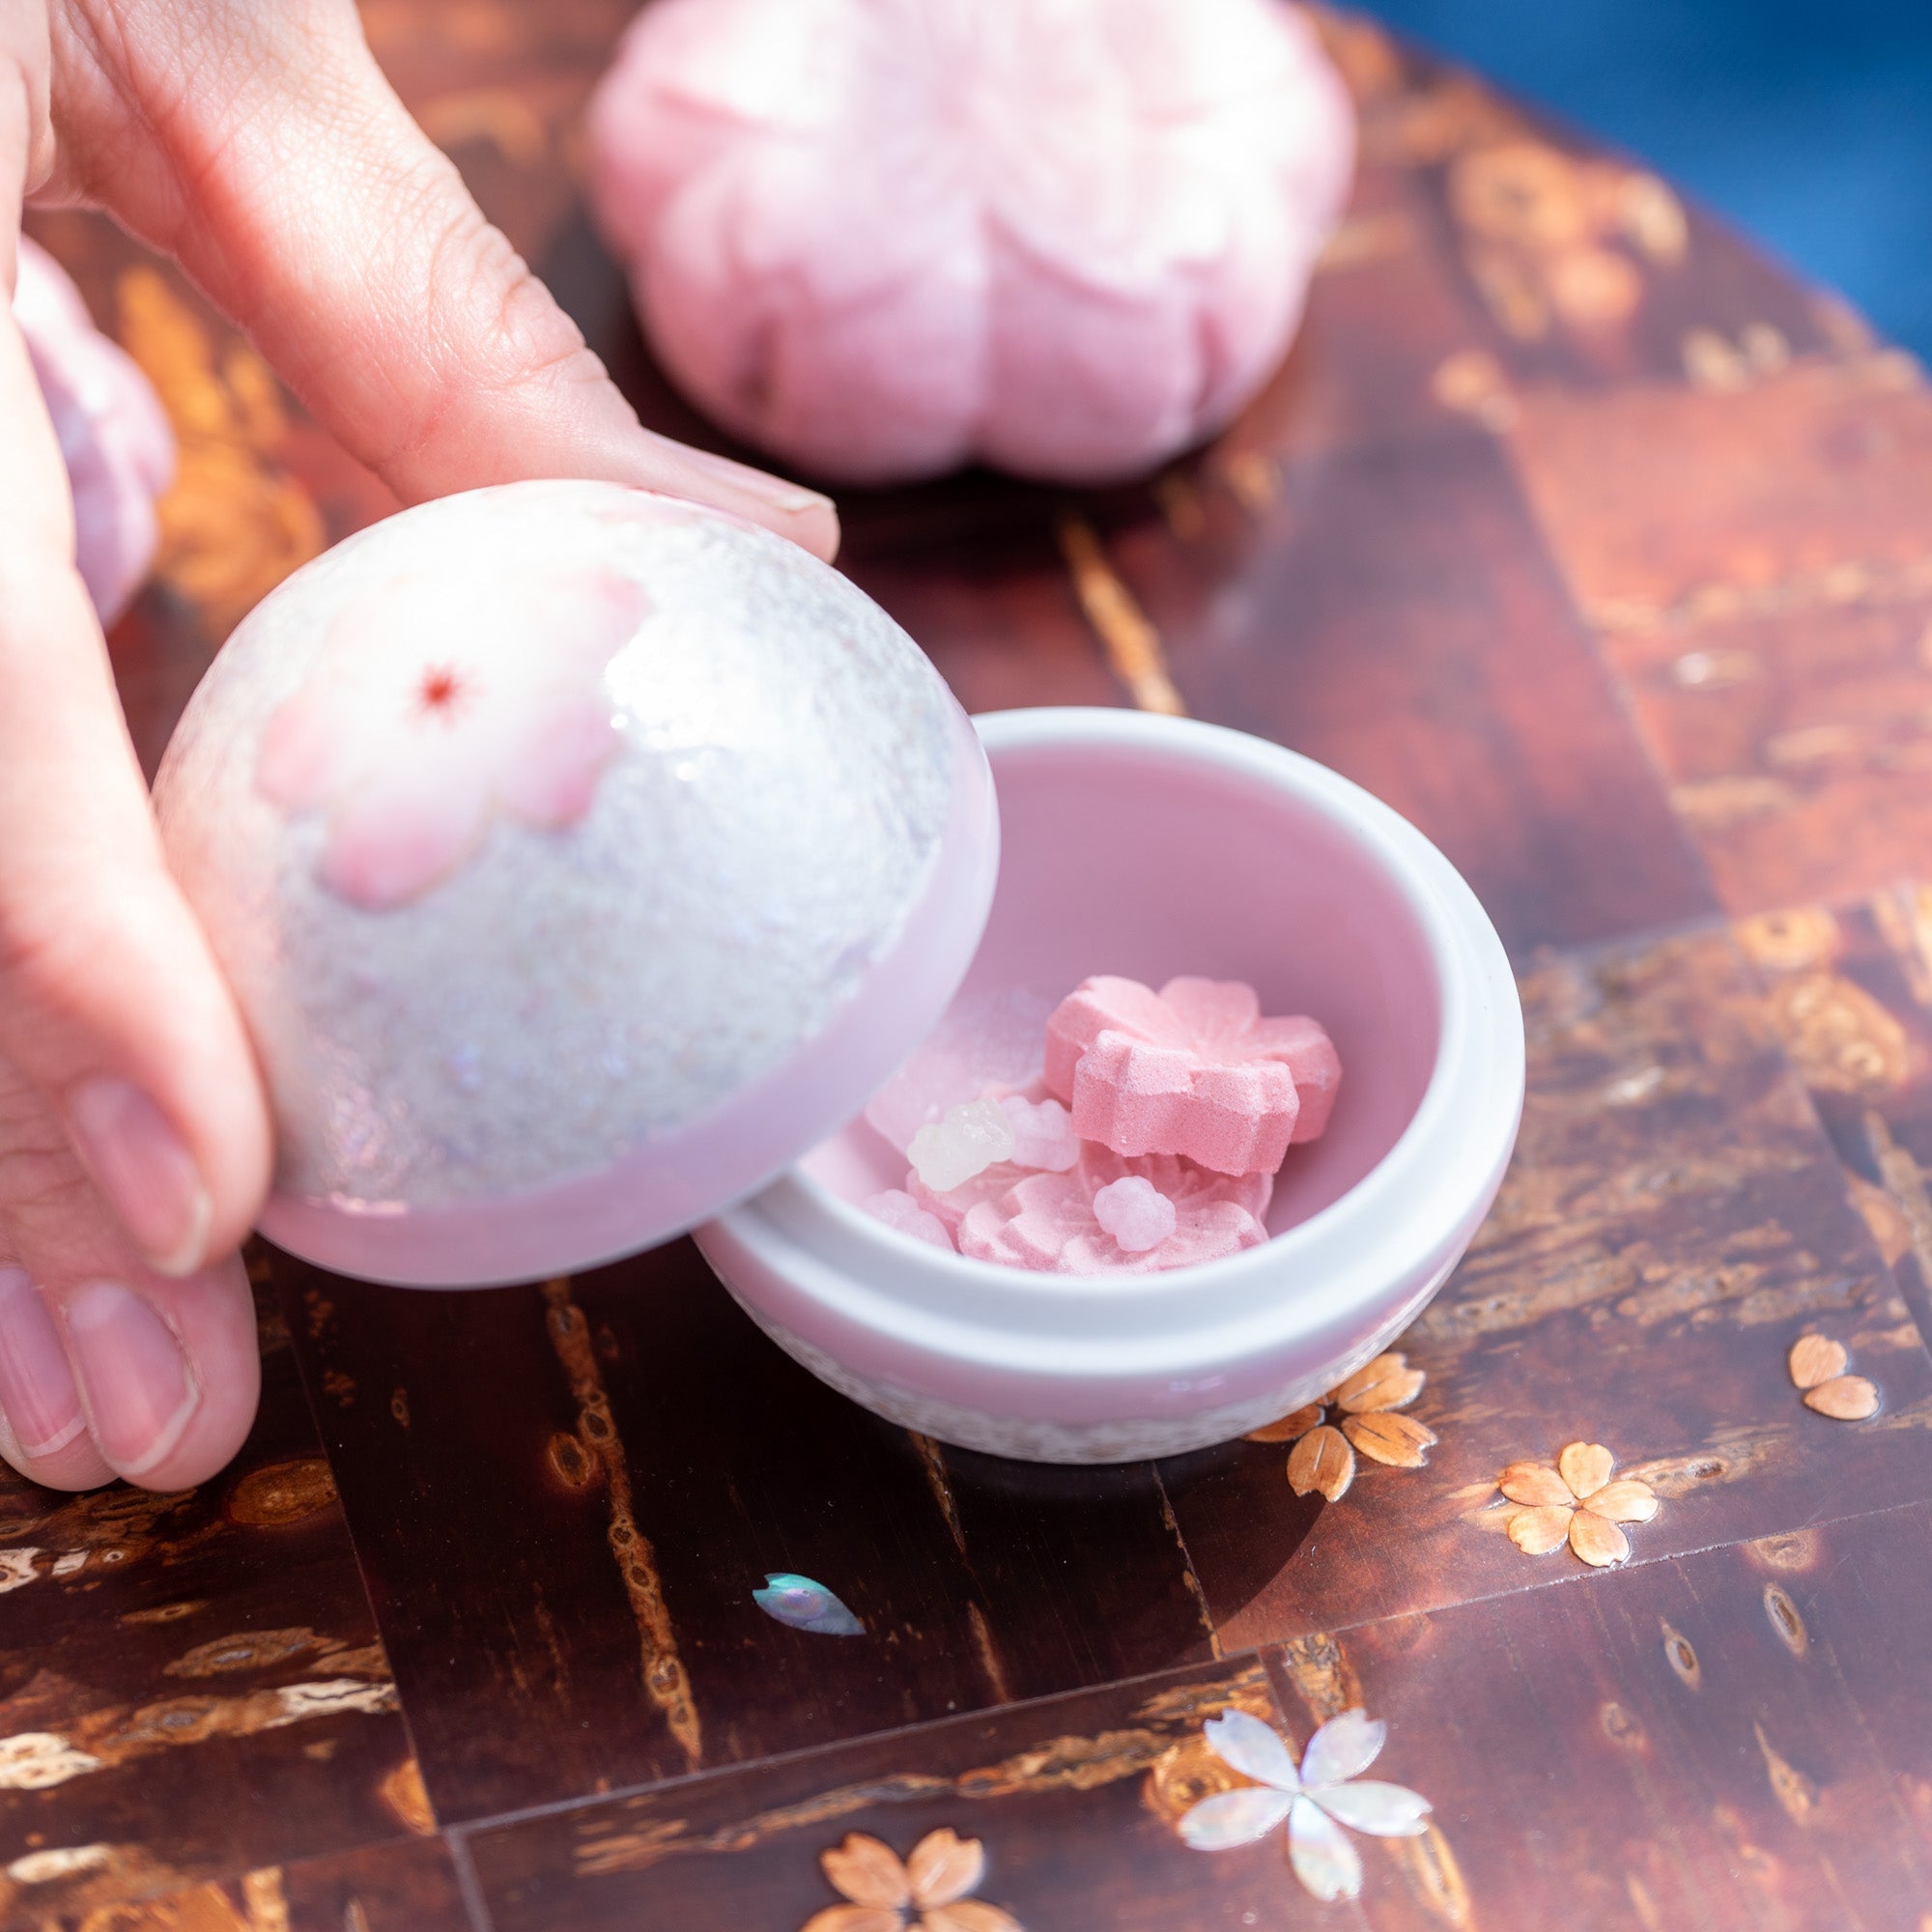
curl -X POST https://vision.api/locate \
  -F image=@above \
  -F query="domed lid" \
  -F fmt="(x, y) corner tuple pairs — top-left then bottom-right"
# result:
(156, 481), (1000, 1287)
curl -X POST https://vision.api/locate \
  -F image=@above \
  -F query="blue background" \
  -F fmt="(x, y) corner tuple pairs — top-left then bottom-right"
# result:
(1362, 0), (1932, 359)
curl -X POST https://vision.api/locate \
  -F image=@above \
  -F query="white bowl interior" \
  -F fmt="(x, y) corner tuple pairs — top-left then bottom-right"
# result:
(800, 731), (1443, 1240)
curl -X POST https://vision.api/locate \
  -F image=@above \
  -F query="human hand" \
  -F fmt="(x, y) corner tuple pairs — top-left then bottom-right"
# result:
(0, 0), (838, 1492)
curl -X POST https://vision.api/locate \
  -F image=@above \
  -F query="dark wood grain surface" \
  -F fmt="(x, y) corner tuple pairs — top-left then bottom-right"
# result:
(15, 5), (1932, 1925)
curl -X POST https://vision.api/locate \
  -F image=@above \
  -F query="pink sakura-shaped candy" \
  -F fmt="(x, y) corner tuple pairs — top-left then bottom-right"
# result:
(860, 1189), (954, 1252)
(1046, 976), (1340, 1177)
(958, 1141), (1271, 1276)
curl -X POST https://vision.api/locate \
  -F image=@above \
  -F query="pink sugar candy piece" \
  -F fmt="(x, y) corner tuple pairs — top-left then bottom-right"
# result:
(585, 0), (1354, 487)
(958, 1142), (1270, 1277)
(861, 1189), (955, 1252)
(14, 238), (175, 625)
(1092, 1176), (1178, 1254)
(996, 1092), (1080, 1173)
(906, 1158), (1027, 1237)
(1045, 975), (1341, 1176)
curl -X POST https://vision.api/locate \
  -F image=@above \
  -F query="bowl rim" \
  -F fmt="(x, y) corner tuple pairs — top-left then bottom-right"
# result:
(704, 706), (1523, 1378)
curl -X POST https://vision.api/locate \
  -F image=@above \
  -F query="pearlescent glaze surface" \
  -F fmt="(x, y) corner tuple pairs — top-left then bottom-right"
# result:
(156, 482), (960, 1232)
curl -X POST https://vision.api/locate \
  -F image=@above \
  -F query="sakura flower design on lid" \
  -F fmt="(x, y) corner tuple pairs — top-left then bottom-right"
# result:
(257, 559), (647, 909)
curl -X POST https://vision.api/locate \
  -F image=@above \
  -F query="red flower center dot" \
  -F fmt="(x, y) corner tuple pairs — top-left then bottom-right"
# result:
(414, 664), (470, 722)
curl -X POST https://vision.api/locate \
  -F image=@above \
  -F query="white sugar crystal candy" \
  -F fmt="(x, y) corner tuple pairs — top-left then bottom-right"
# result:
(861, 1188), (955, 1251)
(908, 1098), (1017, 1193)
(1092, 1176), (1178, 1254)
(997, 1093), (1080, 1172)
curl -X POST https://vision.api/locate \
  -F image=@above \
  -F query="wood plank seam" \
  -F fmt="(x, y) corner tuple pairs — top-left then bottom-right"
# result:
(1151, 1469), (1224, 1662)
(445, 1829), (501, 1932)
(468, 1660), (1277, 1882)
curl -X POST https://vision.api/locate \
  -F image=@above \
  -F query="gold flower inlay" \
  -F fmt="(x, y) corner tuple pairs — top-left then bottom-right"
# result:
(1246, 1352), (1437, 1502)
(803, 1830), (1021, 1932)
(1444, 139), (1686, 348)
(1787, 1333), (1880, 1421)
(1497, 1442), (1657, 1568)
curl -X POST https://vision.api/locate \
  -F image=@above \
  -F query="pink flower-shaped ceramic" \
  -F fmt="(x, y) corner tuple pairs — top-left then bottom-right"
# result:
(256, 560), (647, 909)
(957, 1140), (1271, 1275)
(587, 0), (1354, 486)
(14, 238), (175, 625)
(1046, 976), (1340, 1176)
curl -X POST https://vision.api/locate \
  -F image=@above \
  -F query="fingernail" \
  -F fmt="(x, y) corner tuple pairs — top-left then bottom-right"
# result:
(0, 1268), (86, 1459)
(65, 1282), (198, 1477)
(65, 1079), (212, 1278)
(668, 441), (836, 520)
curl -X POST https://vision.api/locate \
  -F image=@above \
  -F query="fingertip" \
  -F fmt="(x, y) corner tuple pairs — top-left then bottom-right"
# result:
(619, 432), (842, 563)
(61, 1256), (260, 1492)
(2, 874), (275, 1282)
(58, 1025), (271, 1284)
(748, 491), (841, 565)
(0, 1406), (115, 1492)
(785, 494), (843, 566)
(0, 1267), (113, 1491)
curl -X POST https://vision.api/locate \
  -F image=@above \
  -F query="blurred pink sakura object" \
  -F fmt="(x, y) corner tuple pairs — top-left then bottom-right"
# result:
(256, 562), (648, 910)
(586, 0), (1354, 486)
(14, 237), (175, 625)
(957, 1140), (1270, 1275)
(1046, 975), (1340, 1176)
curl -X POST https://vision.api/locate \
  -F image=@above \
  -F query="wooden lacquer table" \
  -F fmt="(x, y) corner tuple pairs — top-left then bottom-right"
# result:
(16, 9), (1932, 1927)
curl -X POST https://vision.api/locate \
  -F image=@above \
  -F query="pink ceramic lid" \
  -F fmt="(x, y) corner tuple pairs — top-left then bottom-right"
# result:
(155, 481), (1002, 1287)
(256, 703), (999, 1286)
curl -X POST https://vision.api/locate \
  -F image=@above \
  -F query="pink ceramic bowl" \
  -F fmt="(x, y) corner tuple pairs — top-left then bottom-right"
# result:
(696, 707), (1524, 1463)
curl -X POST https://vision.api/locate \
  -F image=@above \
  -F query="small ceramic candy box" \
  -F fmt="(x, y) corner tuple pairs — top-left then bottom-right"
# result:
(156, 483), (1522, 1464)
(697, 706), (1523, 1462)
